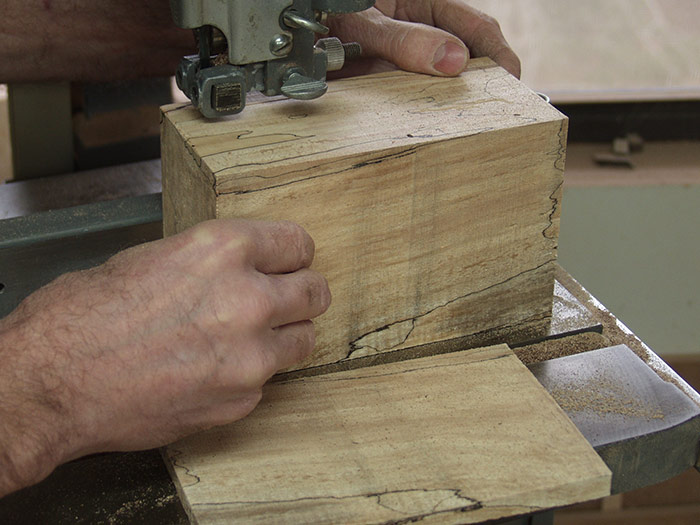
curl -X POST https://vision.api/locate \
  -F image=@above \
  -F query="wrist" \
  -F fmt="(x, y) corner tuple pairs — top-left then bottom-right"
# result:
(0, 311), (76, 497)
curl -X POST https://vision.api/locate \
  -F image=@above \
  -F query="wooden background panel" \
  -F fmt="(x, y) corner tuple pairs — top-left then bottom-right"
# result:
(166, 345), (611, 524)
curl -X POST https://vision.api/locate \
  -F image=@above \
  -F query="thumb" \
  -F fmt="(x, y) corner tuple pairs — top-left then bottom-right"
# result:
(328, 9), (469, 77)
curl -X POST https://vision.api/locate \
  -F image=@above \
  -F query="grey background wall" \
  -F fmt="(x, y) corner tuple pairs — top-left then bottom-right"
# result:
(560, 185), (699, 355)
(469, 0), (699, 356)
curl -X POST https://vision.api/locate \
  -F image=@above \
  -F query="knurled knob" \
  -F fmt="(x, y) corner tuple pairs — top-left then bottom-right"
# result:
(316, 37), (346, 72)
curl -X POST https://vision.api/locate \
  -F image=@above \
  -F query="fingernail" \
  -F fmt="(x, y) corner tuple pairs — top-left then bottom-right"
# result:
(432, 41), (468, 75)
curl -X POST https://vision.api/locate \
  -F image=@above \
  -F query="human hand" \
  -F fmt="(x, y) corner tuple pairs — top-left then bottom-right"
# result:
(328, 0), (520, 78)
(0, 220), (330, 496)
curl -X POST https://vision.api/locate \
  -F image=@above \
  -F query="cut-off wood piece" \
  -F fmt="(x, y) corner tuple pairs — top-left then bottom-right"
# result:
(165, 345), (611, 524)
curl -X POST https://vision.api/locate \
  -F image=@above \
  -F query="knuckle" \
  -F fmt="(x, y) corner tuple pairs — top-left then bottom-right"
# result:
(319, 275), (332, 311)
(188, 220), (220, 245)
(247, 285), (276, 324)
(223, 232), (256, 262)
(289, 321), (316, 360)
(299, 323), (317, 359)
(232, 389), (264, 421)
(388, 22), (415, 59)
(241, 389), (264, 411)
(249, 387), (264, 403)
(279, 220), (305, 238)
(301, 272), (331, 315)
(210, 276), (276, 328)
(234, 346), (276, 390)
(252, 348), (278, 381)
(481, 13), (501, 31)
(301, 322), (316, 352)
(194, 220), (257, 262)
(279, 221), (314, 267)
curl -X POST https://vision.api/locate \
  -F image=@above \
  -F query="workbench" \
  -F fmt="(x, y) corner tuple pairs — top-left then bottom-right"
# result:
(1, 161), (699, 524)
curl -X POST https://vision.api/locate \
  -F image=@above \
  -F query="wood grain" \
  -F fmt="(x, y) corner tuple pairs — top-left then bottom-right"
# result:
(161, 58), (567, 372)
(165, 345), (611, 524)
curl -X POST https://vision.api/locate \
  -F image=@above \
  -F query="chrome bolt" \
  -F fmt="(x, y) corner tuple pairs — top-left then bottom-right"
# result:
(283, 10), (329, 34)
(270, 34), (293, 56)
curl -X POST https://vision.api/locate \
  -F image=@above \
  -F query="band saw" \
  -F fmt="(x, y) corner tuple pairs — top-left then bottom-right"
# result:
(0, 1), (699, 523)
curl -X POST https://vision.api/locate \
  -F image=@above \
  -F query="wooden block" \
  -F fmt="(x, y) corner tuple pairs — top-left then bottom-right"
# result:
(161, 58), (567, 372)
(165, 345), (611, 524)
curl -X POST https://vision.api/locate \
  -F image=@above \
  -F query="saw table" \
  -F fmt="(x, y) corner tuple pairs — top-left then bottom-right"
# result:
(1, 161), (699, 523)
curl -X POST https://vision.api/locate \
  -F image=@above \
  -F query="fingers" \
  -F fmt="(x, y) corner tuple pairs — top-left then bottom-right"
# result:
(329, 9), (468, 76)
(181, 219), (330, 328)
(241, 220), (316, 274)
(329, 1), (521, 79)
(251, 221), (316, 274)
(187, 219), (316, 275)
(178, 219), (329, 376)
(270, 320), (317, 371)
(217, 320), (316, 393)
(266, 269), (331, 328)
(429, 1), (521, 78)
(240, 270), (329, 376)
(220, 322), (317, 389)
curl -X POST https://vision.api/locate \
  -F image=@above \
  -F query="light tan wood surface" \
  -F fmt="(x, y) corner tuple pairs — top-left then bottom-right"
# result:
(162, 58), (567, 373)
(165, 345), (611, 524)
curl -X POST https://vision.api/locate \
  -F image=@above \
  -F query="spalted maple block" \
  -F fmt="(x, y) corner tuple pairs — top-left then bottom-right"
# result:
(161, 58), (567, 372)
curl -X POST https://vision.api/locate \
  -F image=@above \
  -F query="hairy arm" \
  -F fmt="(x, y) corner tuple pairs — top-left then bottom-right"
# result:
(329, 0), (520, 78)
(0, 220), (330, 497)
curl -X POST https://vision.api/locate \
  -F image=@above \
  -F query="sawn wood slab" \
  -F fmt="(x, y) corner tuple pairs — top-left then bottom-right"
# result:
(165, 345), (611, 524)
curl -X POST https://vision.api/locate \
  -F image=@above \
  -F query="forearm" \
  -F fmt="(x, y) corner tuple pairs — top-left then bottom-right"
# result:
(0, 0), (194, 83)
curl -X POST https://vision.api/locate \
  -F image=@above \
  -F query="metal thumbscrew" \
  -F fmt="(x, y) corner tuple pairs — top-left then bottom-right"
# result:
(270, 34), (293, 56)
(316, 38), (363, 72)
